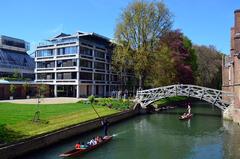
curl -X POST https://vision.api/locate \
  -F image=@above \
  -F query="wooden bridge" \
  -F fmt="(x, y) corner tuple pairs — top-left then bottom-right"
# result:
(135, 84), (234, 111)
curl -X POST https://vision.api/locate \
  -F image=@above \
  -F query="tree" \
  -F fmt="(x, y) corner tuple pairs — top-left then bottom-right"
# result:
(145, 45), (176, 87)
(33, 84), (48, 122)
(194, 45), (222, 89)
(23, 82), (30, 97)
(12, 70), (21, 80)
(157, 30), (197, 84)
(9, 84), (16, 97)
(113, 0), (172, 89)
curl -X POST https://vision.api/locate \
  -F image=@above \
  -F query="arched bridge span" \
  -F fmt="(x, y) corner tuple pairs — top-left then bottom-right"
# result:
(135, 84), (234, 111)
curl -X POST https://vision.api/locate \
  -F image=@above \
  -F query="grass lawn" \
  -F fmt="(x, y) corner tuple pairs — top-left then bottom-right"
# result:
(0, 101), (121, 143)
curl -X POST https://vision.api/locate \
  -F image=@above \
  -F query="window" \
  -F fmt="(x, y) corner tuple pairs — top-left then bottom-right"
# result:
(80, 72), (92, 80)
(95, 50), (105, 59)
(37, 73), (54, 79)
(95, 62), (105, 70)
(111, 75), (118, 81)
(37, 61), (55, 68)
(36, 49), (53, 57)
(2, 39), (25, 48)
(57, 72), (76, 79)
(57, 46), (77, 55)
(57, 59), (76, 67)
(80, 59), (92, 68)
(80, 47), (93, 56)
(94, 73), (105, 81)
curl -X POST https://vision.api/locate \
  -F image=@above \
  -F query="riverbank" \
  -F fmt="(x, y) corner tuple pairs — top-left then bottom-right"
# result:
(0, 109), (139, 159)
(0, 98), (133, 144)
(0, 96), (187, 158)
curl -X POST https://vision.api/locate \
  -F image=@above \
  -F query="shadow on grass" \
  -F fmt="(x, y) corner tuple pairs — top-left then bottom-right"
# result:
(0, 124), (27, 144)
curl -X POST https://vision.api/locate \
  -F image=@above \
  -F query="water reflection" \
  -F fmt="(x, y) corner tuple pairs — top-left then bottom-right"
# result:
(223, 120), (240, 159)
(22, 102), (240, 159)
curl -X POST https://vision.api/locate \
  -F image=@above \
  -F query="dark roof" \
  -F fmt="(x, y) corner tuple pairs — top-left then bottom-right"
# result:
(234, 9), (240, 13)
(54, 33), (71, 38)
(0, 49), (34, 70)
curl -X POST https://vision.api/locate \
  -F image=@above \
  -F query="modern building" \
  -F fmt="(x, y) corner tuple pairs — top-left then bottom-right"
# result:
(0, 35), (35, 79)
(0, 35), (36, 99)
(35, 31), (134, 98)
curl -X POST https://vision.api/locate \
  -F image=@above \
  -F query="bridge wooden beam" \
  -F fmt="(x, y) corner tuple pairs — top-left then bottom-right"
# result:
(200, 90), (205, 100)
(175, 85), (178, 96)
(135, 84), (233, 111)
(188, 87), (191, 97)
(212, 92), (221, 106)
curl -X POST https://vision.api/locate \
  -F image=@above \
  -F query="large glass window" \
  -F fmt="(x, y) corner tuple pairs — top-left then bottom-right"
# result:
(94, 73), (105, 81)
(57, 59), (76, 67)
(36, 49), (53, 57)
(95, 50), (105, 59)
(2, 38), (25, 48)
(111, 75), (118, 81)
(37, 73), (55, 80)
(80, 59), (92, 68)
(95, 62), (105, 70)
(57, 46), (77, 55)
(37, 61), (55, 68)
(80, 47), (93, 56)
(57, 72), (76, 79)
(80, 72), (92, 80)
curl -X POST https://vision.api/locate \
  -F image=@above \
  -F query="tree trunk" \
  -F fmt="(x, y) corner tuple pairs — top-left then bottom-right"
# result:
(139, 75), (142, 89)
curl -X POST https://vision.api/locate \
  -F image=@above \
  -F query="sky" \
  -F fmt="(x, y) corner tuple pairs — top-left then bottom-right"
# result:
(0, 0), (239, 54)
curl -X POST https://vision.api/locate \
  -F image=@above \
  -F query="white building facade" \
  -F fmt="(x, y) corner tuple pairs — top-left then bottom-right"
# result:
(35, 32), (133, 98)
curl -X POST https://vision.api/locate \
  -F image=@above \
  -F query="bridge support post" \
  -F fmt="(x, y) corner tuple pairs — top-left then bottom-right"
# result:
(223, 104), (233, 121)
(223, 99), (240, 124)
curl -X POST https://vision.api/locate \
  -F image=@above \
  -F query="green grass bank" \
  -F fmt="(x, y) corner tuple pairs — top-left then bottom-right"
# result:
(0, 98), (133, 144)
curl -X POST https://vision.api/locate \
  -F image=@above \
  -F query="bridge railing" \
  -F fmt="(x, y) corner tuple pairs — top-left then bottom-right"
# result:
(135, 84), (234, 110)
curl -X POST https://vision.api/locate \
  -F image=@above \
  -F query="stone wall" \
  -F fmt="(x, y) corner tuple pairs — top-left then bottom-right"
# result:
(0, 110), (139, 159)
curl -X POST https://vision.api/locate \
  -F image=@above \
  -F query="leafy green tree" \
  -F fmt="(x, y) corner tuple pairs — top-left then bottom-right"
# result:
(33, 84), (48, 122)
(194, 45), (222, 89)
(12, 70), (21, 80)
(157, 30), (197, 84)
(113, 0), (172, 89)
(145, 45), (176, 87)
(23, 82), (30, 97)
(9, 84), (16, 97)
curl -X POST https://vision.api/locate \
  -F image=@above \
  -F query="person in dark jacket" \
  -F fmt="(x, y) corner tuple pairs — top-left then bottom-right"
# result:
(101, 118), (110, 136)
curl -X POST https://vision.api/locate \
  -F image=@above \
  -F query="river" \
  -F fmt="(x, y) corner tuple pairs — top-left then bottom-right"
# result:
(23, 101), (240, 159)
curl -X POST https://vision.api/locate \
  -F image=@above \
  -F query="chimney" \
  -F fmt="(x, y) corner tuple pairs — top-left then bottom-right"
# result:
(235, 9), (240, 32)
(231, 27), (235, 56)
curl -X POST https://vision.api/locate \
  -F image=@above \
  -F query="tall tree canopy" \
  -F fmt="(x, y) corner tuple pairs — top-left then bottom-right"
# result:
(159, 30), (197, 84)
(146, 30), (197, 87)
(194, 45), (222, 89)
(113, 0), (172, 88)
